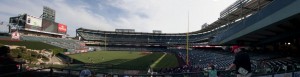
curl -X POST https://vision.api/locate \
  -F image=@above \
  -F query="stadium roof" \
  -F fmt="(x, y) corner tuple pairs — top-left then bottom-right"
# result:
(194, 0), (271, 33)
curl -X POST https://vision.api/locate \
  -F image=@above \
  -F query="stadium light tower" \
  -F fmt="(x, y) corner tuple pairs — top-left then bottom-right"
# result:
(42, 6), (56, 22)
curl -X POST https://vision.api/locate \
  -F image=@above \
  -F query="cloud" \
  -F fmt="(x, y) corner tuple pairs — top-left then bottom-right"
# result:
(0, 0), (236, 36)
(42, 0), (116, 36)
(107, 0), (237, 33)
(0, 0), (116, 36)
(212, 0), (220, 2)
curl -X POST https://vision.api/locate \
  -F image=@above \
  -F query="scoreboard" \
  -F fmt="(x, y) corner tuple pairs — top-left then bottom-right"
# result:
(42, 19), (58, 33)
(9, 14), (67, 35)
(25, 15), (42, 30)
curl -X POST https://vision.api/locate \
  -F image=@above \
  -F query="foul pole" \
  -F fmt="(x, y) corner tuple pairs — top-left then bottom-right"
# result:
(186, 11), (190, 65)
(105, 33), (107, 51)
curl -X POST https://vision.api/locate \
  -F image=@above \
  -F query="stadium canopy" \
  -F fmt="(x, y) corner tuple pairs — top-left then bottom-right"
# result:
(192, 0), (271, 34)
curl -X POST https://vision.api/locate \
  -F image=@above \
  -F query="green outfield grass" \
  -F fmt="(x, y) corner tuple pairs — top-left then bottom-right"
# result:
(68, 51), (145, 64)
(68, 51), (179, 70)
(114, 52), (164, 70)
(153, 53), (179, 70)
(0, 39), (180, 71)
(0, 40), (62, 50)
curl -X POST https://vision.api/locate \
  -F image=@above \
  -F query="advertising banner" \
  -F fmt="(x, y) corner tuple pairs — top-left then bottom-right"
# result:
(58, 23), (67, 33)
(11, 31), (20, 40)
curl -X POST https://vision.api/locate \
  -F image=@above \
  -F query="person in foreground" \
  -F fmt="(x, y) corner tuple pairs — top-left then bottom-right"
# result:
(204, 64), (217, 77)
(0, 46), (19, 75)
(226, 46), (252, 77)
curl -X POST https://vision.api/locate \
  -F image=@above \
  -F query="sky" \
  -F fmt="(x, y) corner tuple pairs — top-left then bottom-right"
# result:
(0, 0), (236, 36)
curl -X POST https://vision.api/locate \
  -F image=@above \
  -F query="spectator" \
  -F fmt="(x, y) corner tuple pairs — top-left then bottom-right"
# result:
(147, 67), (154, 75)
(226, 46), (252, 77)
(204, 64), (217, 77)
(80, 69), (92, 77)
(0, 46), (19, 75)
(49, 67), (53, 77)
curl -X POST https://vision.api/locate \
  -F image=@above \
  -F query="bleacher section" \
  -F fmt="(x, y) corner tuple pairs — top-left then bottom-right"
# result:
(259, 58), (300, 73)
(173, 49), (300, 74)
(175, 49), (234, 70)
(21, 35), (83, 50)
(77, 28), (208, 47)
(78, 32), (103, 41)
(89, 46), (166, 52)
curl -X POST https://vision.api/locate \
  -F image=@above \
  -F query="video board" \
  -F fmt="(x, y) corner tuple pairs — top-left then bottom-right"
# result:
(25, 15), (42, 30)
(42, 19), (58, 33)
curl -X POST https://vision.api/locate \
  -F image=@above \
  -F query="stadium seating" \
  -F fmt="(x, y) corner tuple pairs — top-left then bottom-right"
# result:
(174, 49), (234, 70)
(171, 49), (300, 74)
(92, 46), (166, 52)
(77, 31), (188, 45)
(21, 35), (83, 50)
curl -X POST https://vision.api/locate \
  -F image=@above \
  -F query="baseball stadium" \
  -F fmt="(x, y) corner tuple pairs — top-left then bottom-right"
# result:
(1, 0), (300, 77)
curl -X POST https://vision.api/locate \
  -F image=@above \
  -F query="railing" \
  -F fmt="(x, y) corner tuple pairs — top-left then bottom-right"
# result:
(0, 67), (234, 77)
(252, 70), (300, 77)
(220, 0), (252, 18)
(1, 63), (300, 77)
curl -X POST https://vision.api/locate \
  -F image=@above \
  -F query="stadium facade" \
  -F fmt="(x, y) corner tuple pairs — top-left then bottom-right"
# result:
(75, 0), (273, 51)
(5, 7), (87, 53)
(8, 7), (67, 38)
(2, 0), (300, 76)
